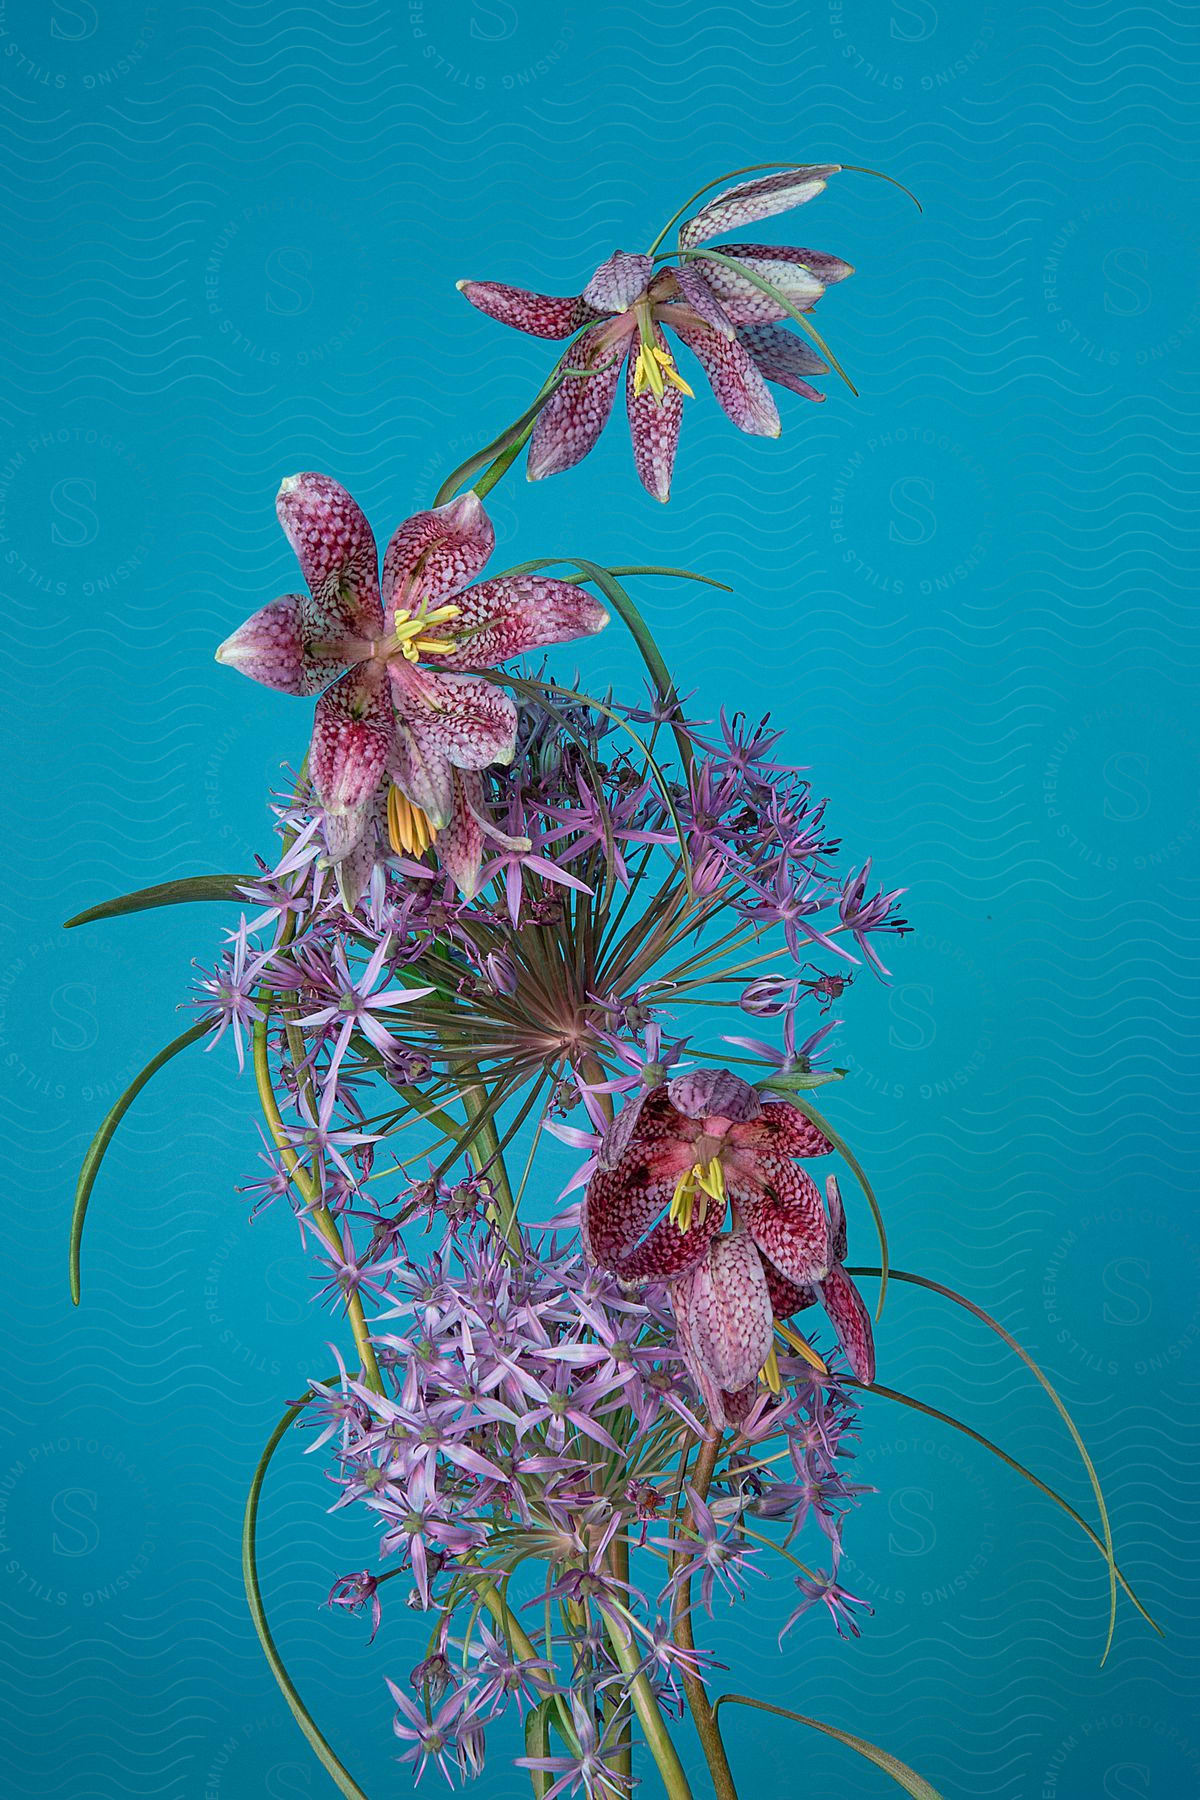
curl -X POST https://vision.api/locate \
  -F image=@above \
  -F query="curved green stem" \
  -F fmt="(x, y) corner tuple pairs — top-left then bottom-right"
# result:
(711, 1695), (944, 1800)
(860, 1380), (1160, 1635)
(849, 1265), (1121, 1661)
(251, 1014), (382, 1394)
(243, 1398), (369, 1800)
(70, 1018), (209, 1304)
(671, 1434), (739, 1800)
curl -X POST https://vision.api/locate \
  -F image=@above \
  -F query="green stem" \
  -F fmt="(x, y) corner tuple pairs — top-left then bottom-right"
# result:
(607, 1535), (633, 1786)
(671, 1435), (739, 1800)
(460, 1081), (520, 1252)
(251, 1013), (383, 1394)
(243, 1398), (369, 1800)
(601, 1616), (695, 1800)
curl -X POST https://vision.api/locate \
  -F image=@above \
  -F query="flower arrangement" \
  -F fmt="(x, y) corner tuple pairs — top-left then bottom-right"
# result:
(66, 163), (1155, 1800)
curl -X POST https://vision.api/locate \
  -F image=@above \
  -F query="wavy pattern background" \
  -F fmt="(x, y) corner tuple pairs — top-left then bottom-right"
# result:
(2, 1), (1197, 1795)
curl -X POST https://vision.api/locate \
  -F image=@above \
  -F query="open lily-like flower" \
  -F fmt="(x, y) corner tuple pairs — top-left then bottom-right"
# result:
(216, 472), (608, 904)
(459, 167), (853, 501)
(582, 1069), (874, 1426)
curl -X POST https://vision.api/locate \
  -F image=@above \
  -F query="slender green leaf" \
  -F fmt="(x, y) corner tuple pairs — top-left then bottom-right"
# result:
(713, 1695), (945, 1799)
(70, 1019), (209, 1304)
(433, 376), (563, 508)
(565, 560), (695, 774)
(862, 1380), (1161, 1636)
(848, 1265), (1122, 1661)
(523, 1700), (554, 1799)
(244, 1398), (370, 1800)
(758, 1067), (847, 1092)
(64, 873), (251, 929)
(563, 564), (731, 591)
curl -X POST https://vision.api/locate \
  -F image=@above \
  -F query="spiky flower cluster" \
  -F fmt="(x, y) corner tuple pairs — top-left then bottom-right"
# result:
(306, 1221), (869, 1789)
(191, 573), (907, 1790)
(69, 159), (1144, 1800)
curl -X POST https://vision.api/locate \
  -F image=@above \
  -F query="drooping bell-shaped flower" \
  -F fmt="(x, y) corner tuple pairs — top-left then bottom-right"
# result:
(216, 473), (608, 904)
(581, 1069), (874, 1425)
(458, 166), (853, 502)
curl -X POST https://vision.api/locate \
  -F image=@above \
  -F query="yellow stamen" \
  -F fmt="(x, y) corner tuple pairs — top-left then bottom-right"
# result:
(759, 1342), (783, 1394)
(668, 1156), (726, 1233)
(776, 1322), (829, 1376)
(632, 342), (695, 403)
(388, 784), (438, 858)
(391, 601), (462, 663)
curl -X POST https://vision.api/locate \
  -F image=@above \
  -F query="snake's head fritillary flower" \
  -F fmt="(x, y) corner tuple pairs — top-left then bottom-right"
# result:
(216, 472), (607, 904)
(581, 1069), (874, 1426)
(458, 166), (852, 502)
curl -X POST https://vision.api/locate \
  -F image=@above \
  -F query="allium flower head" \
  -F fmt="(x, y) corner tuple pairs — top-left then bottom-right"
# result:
(459, 165), (853, 501)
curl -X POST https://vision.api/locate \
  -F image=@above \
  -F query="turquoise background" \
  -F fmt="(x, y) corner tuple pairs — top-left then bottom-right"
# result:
(3, 2), (1199, 1795)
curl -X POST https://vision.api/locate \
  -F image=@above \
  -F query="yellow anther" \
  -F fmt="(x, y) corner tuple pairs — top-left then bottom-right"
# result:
(668, 1157), (725, 1233)
(776, 1322), (829, 1376)
(759, 1342), (783, 1394)
(388, 785), (438, 858)
(633, 342), (695, 403)
(391, 601), (462, 663)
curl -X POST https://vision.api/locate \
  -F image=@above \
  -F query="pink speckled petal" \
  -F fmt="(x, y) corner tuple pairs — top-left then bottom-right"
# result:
(672, 1289), (728, 1428)
(718, 243), (854, 287)
(216, 593), (340, 695)
(626, 323), (684, 504)
(597, 1083), (679, 1173)
(686, 254), (826, 326)
(738, 1162), (830, 1288)
(669, 263), (737, 337)
(437, 575), (609, 672)
(388, 662), (518, 772)
(737, 324), (828, 401)
(825, 1173), (848, 1266)
(333, 801), (385, 910)
(678, 167), (840, 249)
(436, 769), (485, 900)
(457, 279), (602, 340)
(382, 492), (496, 623)
(677, 1232), (775, 1395)
(583, 1112), (712, 1281)
(583, 250), (653, 312)
(310, 668), (393, 861)
(595, 1181), (725, 1283)
(729, 1100), (833, 1161)
(275, 472), (382, 638)
(670, 319), (780, 436)
(762, 1259), (817, 1319)
(817, 1263), (875, 1384)
(667, 1069), (761, 1124)
(389, 721), (455, 829)
(527, 322), (630, 480)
